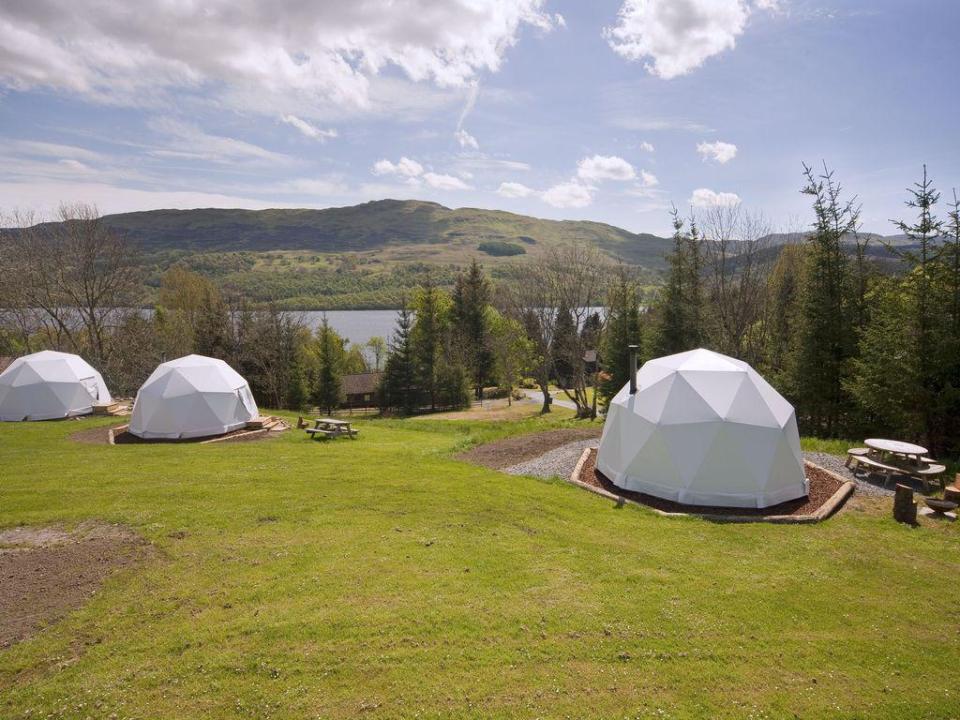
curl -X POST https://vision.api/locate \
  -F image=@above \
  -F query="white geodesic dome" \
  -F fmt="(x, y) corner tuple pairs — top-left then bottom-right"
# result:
(129, 355), (259, 439)
(0, 350), (111, 421)
(597, 348), (808, 509)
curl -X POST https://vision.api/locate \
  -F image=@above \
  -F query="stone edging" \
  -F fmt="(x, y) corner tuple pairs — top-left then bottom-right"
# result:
(568, 448), (855, 524)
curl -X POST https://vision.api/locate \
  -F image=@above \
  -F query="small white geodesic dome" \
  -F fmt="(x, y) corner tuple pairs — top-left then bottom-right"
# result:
(597, 348), (808, 509)
(129, 355), (259, 439)
(0, 350), (111, 421)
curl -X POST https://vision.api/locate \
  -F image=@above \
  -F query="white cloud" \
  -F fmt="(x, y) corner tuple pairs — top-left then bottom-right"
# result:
(0, 1), (560, 114)
(605, 0), (753, 79)
(690, 188), (741, 207)
(638, 141), (655, 152)
(754, 0), (783, 11)
(638, 170), (659, 187)
(147, 117), (291, 165)
(697, 140), (738, 164)
(281, 114), (337, 141)
(423, 172), (470, 191)
(372, 157), (424, 178)
(455, 129), (480, 150)
(8, 140), (104, 162)
(57, 159), (91, 172)
(0, 181), (310, 216)
(371, 158), (469, 190)
(497, 181), (535, 198)
(541, 181), (593, 208)
(576, 154), (636, 182)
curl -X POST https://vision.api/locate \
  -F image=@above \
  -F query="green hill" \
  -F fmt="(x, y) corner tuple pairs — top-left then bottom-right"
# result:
(80, 200), (670, 309)
(101, 199), (671, 266)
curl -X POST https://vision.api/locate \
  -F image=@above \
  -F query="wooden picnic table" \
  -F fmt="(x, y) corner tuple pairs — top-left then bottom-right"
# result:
(305, 417), (359, 440)
(865, 438), (928, 462)
(849, 438), (945, 491)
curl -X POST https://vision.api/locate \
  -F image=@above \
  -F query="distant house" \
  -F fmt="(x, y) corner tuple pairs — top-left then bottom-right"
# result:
(341, 372), (383, 408)
(583, 349), (599, 374)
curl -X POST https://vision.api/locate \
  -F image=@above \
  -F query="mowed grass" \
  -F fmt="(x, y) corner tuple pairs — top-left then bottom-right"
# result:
(1, 415), (959, 719)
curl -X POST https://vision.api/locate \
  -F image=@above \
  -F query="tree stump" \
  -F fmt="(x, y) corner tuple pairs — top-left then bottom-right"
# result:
(893, 484), (917, 524)
(944, 486), (960, 505)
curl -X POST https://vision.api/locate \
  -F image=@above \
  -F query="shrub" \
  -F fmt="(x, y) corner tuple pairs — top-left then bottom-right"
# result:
(478, 241), (526, 257)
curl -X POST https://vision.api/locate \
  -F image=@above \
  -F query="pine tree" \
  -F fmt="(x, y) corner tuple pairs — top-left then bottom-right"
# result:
(599, 269), (643, 407)
(654, 208), (703, 355)
(552, 305), (576, 387)
(851, 168), (950, 449)
(379, 304), (418, 414)
(451, 260), (493, 399)
(411, 282), (447, 411)
(314, 316), (342, 415)
(791, 163), (860, 436)
(763, 244), (804, 388)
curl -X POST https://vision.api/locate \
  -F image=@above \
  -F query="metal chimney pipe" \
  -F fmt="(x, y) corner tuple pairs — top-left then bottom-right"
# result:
(628, 345), (639, 395)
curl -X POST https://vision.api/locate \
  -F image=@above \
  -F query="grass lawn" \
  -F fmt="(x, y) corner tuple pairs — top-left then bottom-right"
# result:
(1, 413), (959, 718)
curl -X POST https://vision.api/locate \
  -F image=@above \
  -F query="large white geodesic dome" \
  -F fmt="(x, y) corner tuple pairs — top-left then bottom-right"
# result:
(129, 355), (259, 439)
(0, 350), (111, 421)
(597, 348), (808, 509)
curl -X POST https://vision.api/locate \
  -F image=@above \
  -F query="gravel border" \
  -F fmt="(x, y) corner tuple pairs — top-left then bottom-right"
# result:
(504, 439), (910, 500)
(504, 438), (599, 479)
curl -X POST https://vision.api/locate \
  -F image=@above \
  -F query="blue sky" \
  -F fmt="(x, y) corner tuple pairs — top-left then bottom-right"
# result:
(0, 0), (957, 236)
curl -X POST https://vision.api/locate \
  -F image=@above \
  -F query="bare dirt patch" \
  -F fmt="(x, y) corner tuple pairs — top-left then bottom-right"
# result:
(457, 427), (602, 470)
(577, 449), (845, 518)
(0, 521), (152, 648)
(415, 397), (551, 422)
(70, 423), (287, 446)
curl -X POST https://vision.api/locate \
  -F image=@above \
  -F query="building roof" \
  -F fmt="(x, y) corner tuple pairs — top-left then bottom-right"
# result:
(342, 372), (383, 396)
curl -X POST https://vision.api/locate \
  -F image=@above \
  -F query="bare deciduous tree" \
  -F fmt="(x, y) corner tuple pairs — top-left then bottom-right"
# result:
(501, 244), (610, 418)
(0, 204), (142, 366)
(699, 204), (774, 364)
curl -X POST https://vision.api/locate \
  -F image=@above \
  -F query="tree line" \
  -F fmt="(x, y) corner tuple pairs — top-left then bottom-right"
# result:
(636, 163), (960, 456)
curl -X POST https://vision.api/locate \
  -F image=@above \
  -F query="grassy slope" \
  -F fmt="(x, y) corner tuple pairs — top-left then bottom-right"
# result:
(1, 415), (958, 719)
(102, 200), (671, 308)
(106, 200), (671, 266)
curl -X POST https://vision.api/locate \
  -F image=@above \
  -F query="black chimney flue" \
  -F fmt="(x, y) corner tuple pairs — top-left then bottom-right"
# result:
(628, 345), (639, 395)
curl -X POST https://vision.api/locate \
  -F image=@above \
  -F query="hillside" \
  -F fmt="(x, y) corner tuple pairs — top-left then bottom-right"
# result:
(100, 200), (673, 267)
(49, 200), (665, 309)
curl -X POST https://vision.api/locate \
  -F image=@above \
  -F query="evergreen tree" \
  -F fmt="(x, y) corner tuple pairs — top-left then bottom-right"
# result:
(435, 349), (471, 410)
(286, 347), (310, 412)
(552, 305), (576, 387)
(379, 304), (418, 414)
(452, 260), (493, 398)
(411, 283), (448, 410)
(762, 244), (804, 388)
(654, 207), (703, 355)
(791, 163), (860, 436)
(850, 168), (954, 450)
(599, 270), (643, 407)
(314, 316), (343, 414)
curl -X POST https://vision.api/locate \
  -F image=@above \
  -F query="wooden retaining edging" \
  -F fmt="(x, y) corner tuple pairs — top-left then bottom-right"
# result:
(568, 448), (855, 524)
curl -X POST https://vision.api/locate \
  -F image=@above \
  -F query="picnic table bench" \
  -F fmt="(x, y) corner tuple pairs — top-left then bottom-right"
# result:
(847, 439), (946, 492)
(305, 417), (359, 441)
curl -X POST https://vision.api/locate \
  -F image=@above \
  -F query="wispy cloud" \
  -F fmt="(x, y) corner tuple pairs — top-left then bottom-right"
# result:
(281, 115), (337, 142)
(147, 118), (292, 165)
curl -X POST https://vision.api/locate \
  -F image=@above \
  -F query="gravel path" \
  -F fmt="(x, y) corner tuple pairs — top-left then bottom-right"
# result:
(504, 441), (912, 498)
(801, 451), (935, 497)
(504, 438), (598, 479)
